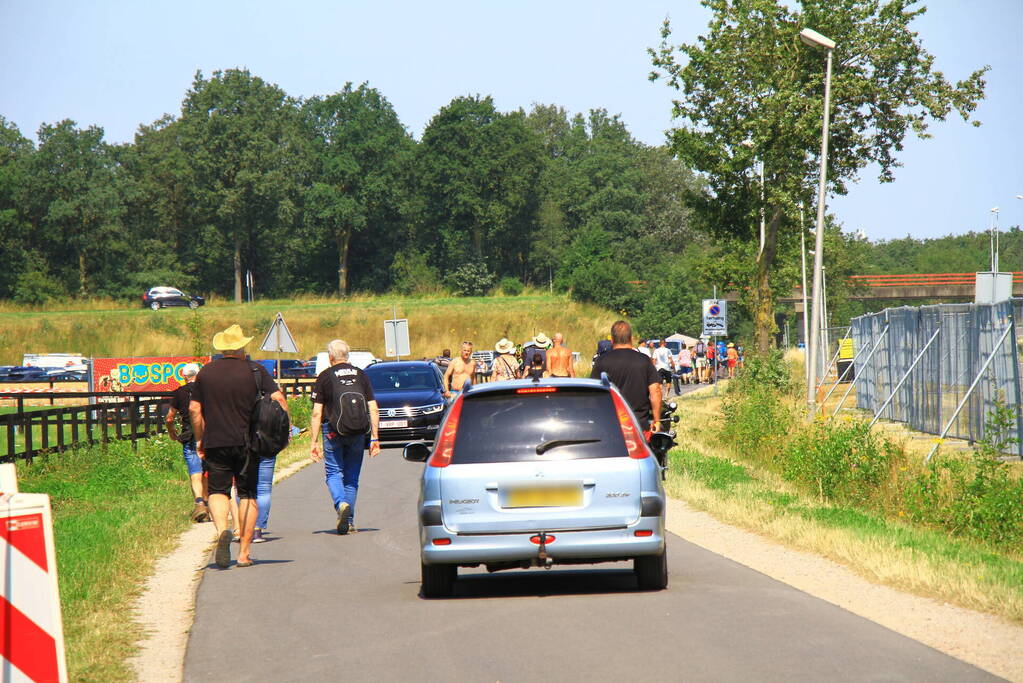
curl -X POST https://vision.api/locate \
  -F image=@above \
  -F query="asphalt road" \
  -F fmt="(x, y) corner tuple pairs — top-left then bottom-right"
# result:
(183, 439), (998, 683)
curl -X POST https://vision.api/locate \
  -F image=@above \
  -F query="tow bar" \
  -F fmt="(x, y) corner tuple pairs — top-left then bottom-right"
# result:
(533, 531), (554, 569)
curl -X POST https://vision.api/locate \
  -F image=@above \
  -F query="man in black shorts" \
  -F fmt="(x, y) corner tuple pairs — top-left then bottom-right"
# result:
(190, 324), (288, 568)
(590, 320), (662, 431)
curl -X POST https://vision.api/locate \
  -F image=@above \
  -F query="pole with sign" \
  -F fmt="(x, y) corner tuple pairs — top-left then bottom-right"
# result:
(259, 313), (300, 380)
(384, 305), (411, 361)
(703, 298), (728, 393)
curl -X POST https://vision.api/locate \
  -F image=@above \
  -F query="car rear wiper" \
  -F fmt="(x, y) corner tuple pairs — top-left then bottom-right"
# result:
(535, 438), (601, 455)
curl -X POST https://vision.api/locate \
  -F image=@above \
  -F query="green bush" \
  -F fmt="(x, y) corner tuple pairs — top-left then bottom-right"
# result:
(729, 350), (792, 394)
(782, 420), (895, 505)
(446, 261), (495, 296)
(566, 260), (636, 313)
(13, 269), (65, 305)
(288, 395), (313, 429)
(498, 276), (524, 296)
(721, 386), (794, 464)
(390, 250), (443, 295)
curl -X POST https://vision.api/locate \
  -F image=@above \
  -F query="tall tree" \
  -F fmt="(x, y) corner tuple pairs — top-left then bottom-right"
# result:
(0, 117), (34, 297)
(177, 69), (304, 301)
(650, 0), (987, 351)
(303, 83), (412, 295)
(25, 120), (123, 295)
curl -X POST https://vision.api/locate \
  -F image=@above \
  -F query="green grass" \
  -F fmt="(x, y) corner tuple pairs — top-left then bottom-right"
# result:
(668, 447), (1023, 621)
(17, 438), (192, 682)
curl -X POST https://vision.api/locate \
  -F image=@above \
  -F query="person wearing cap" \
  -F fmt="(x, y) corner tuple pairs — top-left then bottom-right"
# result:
(189, 324), (288, 568)
(489, 338), (519, 382)
(520, 333), (551, 378)
(166, 362), (207, 523)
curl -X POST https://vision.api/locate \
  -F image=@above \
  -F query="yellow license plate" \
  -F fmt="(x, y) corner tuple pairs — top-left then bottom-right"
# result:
(505, 485), (582, 508)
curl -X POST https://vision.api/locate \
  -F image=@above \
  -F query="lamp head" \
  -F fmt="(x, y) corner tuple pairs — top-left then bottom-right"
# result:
(799, 28), (836, 50)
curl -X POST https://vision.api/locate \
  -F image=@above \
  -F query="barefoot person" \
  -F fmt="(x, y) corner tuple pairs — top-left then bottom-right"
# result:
(443, 341), (476, 398)
(547, 333), (575, 378)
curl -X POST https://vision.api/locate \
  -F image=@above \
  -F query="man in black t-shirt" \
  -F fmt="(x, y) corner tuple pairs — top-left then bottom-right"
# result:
(189, 324), (289, 568)
(590, 320), (662, 431)
(165, 363), (207, 523)
(309, 339), (380, 535)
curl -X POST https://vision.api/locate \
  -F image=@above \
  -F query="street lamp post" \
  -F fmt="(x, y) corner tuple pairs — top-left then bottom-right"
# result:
(800, 204), (810, 382)
(801, 27), (836, 413)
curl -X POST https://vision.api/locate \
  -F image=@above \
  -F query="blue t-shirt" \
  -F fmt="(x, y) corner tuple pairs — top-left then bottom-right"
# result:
(716, 341), (727, 358)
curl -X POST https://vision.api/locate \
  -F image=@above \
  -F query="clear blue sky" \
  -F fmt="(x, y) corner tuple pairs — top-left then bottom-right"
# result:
(1, 0), (1020, 243)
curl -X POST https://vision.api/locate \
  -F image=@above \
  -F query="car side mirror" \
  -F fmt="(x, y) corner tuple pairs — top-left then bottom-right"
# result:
(403, 441), (431, 463)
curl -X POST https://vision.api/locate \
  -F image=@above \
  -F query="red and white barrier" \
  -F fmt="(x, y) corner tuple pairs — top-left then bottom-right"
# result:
(0, 464), (67, 683)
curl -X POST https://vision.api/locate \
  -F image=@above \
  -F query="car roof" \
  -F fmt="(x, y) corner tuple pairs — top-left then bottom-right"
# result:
(365, 360), (436, 370)
(463, 376), (610, 397)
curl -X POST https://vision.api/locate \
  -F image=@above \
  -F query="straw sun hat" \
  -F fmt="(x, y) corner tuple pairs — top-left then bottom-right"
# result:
(212, 324), (253, 351)
(494, 338), (516, 354)
(532, 333), (551, 348)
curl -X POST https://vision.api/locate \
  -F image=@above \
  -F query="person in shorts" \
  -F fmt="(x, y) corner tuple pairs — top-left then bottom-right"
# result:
(652, 340), (674, 394)
(165, 362), (207, 523)
(190, 324), (288, 568)
(694, 338), (709, 383)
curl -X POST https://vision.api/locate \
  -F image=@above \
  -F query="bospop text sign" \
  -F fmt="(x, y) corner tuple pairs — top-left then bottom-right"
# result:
(91, 356), (209, 392)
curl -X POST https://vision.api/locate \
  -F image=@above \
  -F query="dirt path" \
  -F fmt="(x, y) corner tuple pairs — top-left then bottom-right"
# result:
(129, 470), (1023, 682)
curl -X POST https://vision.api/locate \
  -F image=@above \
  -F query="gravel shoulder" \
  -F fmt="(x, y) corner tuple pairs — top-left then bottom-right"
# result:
(129, 465), (1023, 682)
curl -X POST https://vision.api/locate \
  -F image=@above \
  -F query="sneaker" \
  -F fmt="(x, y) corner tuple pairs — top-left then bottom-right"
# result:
(214, 530), (232, 568)
(190, 503), (209, 523)
(348, 523), (358, 534)
(336, 502), (351, 535)
(252, 528), (266, 543)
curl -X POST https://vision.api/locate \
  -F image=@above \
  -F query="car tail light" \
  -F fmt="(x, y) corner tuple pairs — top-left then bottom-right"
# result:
(516, 386), (558, 394)
(634, 530), (653, 537)
(611, 390), (648, 459)
(432, 538), (451, 546)
(529, 534), (556, 544)
(427, 395), (464, 468)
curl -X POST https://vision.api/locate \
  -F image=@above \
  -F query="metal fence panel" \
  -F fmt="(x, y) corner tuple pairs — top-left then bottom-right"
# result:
(850, 300), (1021, 454)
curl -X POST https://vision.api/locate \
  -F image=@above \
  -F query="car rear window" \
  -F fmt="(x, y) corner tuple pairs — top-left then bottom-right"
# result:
(452, 388), (627, 464)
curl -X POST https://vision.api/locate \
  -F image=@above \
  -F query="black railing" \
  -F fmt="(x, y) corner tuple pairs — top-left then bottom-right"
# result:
(0, 392), (172, 462)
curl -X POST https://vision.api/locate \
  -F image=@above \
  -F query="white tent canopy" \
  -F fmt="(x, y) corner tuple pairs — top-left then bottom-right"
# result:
(665, 333), (700, 347)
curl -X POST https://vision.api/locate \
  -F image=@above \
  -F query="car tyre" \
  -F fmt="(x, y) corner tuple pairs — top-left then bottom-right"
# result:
(188, 300), (199, 309)
(149, 301), (161, 311)
(635, 547), (668, 591)
(421, 561), (456, 598)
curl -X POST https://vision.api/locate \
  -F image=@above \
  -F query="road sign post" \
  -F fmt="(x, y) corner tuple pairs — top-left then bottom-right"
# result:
(384, 318), (411, 361)
(260, 313), (300, 380)
(703, 299), (728, 394)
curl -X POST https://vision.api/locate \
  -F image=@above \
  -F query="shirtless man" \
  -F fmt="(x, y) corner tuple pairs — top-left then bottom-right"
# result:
(443, 341), (476, 398)
(547, 333), (575, 378)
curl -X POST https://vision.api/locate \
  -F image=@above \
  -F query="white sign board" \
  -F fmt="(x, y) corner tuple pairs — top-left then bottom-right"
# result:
(975, 272), (1013, 304)
(702, 299), (728, 337)
(384, 319), (411, 358)
(260, 313), (300, 354)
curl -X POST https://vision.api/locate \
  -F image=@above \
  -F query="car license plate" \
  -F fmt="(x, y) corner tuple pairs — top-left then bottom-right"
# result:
(380, 419), (407, 428)
(504, 484), (582, 508)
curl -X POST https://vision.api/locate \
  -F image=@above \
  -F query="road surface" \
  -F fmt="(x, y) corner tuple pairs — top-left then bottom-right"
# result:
(184, 443), (997, 682)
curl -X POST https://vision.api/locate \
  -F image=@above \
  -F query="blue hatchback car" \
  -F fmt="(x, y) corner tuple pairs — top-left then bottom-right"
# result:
(364, 361), (448, 444)
(403, 375), (672, 597)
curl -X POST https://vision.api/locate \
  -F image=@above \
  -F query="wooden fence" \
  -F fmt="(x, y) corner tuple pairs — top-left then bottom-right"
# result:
(0, 392), (172, 462)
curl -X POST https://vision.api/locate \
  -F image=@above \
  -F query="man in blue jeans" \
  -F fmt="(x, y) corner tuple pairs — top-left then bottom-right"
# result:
(165, 363), (207, 522)
(309, 339), (380, 534)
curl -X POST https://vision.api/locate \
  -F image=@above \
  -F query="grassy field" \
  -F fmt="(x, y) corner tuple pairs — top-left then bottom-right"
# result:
(668, 386), (1023, 624)
(0, 292), (616, 367)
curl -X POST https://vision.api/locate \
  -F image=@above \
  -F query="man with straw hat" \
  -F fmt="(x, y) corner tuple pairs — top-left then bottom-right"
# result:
(490, 338), (518, 382)
(521, 332), (550, 378)
(190, 324), (288, 568)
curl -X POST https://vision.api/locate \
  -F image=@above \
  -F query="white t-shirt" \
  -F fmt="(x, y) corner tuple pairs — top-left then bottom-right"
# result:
(637, 346), (653, 358)
(653, 347), (673, 371)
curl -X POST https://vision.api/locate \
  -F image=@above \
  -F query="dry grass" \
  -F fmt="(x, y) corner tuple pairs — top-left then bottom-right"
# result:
(669, 390), (1023, 623)
(0, 294), (616, 365)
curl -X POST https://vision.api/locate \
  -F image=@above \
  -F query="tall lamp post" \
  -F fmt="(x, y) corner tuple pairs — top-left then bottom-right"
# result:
(801, 27), (836, 413)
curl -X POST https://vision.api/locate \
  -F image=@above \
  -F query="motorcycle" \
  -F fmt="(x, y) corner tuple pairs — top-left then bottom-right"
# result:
(647, 399), (679, 480)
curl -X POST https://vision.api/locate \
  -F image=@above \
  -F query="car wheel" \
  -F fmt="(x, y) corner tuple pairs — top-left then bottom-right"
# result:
(421, 561), (456, 598)
(188, 300), (199, 309)
(149, 301), (161, 311)
(635, 547), (668, 591)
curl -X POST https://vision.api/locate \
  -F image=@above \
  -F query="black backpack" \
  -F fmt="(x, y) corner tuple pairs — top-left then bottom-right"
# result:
(176, 383), (194, 443)
(334, 378), (370, 436)
(248, 363), (290, 458)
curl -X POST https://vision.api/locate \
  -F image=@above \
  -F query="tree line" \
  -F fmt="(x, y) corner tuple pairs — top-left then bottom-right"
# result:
(0, 70), (715, 335)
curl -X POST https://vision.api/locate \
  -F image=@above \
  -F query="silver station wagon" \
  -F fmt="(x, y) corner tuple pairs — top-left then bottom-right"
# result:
(403, 375), (671, 598)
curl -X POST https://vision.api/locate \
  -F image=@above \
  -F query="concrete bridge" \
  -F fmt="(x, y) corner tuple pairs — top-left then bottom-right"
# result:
(723, 273), (1023, 306)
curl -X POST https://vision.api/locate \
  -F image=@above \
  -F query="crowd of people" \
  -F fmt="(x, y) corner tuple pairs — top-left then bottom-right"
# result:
(167, 321), (745, 569)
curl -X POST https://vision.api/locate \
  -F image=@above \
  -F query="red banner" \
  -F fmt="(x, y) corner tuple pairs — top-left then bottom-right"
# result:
(91, 356), (210, 392)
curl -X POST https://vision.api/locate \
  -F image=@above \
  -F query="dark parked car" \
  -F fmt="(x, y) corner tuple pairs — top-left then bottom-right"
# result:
(142, 287), (205, 310)
(364, 361), (448, 443)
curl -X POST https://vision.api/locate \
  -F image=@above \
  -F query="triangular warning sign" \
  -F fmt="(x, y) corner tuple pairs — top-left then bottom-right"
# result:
(260, 313), (300, 354)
